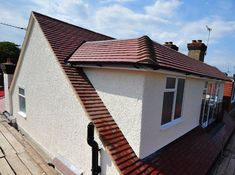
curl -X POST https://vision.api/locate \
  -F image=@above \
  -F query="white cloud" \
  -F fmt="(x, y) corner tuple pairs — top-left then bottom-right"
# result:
(92, 4), (169, 38)
(206, 50), (235, 74)
(145, 0), (182, 18)
(180, 18), (235, 42)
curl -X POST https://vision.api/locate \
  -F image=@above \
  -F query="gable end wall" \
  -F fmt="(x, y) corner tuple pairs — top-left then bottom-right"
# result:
(11, 19), (118, 175)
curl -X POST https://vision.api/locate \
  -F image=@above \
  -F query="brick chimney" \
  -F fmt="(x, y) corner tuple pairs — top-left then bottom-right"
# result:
(187, 40), (207, 62)
(164, 42), (179, 51)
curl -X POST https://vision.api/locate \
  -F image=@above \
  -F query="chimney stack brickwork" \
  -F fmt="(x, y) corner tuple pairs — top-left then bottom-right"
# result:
(187, 40), (207, 62)
(164, 41), (179, 51)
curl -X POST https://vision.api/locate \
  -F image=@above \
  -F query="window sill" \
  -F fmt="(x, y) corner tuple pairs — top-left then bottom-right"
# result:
(160, 117), (183, 130)
(18, 111), (26, 118)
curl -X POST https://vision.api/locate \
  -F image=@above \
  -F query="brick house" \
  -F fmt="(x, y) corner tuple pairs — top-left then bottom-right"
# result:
(5, 12), (235, 175)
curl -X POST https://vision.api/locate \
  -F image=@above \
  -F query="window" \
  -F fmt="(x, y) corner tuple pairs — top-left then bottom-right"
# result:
(19, 87), (26, 115)
(200, 81), (222, 128)
(161, 77), (185, 125)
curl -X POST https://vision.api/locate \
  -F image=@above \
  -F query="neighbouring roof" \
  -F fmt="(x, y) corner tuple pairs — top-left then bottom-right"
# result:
(32, 12), (234, 175)
(68, 36), (229, 81)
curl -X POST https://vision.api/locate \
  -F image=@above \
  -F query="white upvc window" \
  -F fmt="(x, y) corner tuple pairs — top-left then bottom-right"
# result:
(161, 77), (185, 126)
(19, 87), (26, 117)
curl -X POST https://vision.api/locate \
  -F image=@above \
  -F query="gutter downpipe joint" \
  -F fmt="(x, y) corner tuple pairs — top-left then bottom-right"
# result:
(87, 122), (101, 175)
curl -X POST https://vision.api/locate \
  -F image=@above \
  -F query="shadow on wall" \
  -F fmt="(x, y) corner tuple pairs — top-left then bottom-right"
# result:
(100, 148), (112, 174)
(139, 73), (165, 158)
(85, 69), (144, 99)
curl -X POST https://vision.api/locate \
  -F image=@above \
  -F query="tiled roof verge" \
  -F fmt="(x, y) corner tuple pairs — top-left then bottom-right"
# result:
(32, 11), (114, 41)
(136, 36), (157, 64)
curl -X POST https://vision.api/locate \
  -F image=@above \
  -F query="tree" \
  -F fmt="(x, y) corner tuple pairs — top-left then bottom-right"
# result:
(0, 41), (20, 64)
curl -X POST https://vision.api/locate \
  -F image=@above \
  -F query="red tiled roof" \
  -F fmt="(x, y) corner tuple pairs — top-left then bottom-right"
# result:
(69, 37), (155, 64)
(143, 113), (235, 175)
(32, 11), (114, 63)
(33, 12), (234, 175)
(224, 81), (233, 97)
(69, 36), (229, 81)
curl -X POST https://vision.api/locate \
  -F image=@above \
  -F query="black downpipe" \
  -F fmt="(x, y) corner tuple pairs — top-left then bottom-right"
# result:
(87, 122), (101, 175)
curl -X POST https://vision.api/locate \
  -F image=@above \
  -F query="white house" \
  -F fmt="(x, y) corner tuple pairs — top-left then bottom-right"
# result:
(6, 12), (235, 175)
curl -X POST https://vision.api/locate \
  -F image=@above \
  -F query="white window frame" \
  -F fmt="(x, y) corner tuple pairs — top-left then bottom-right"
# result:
(161, 76), (185, 128)
(18, 86), (26, 118)
(200, 81), (222, 128)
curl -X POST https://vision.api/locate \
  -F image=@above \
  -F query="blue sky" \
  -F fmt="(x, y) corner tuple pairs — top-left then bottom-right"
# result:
(0, 0), (235, 75)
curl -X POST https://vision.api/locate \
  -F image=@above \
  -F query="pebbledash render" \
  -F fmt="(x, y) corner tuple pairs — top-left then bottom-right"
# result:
(6, 11), (235, 175)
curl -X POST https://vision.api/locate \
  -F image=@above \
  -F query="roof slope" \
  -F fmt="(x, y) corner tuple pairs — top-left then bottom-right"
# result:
(143, 113), (235, 175)
(69, 36), (229, 81)
(32, 11), (114, 62)
(69, 36), (156, 64)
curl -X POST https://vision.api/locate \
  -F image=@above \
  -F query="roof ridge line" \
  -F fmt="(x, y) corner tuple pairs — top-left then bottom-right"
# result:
(64, 40), (87, 63)
(137, 36), (157, 64)
(32, 11), (114, 40)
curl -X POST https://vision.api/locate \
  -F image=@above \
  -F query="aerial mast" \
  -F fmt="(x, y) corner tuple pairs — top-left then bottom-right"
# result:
(205, 25), (212, 55)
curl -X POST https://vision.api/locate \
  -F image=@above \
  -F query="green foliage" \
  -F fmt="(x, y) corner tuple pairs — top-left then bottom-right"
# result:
(0, 41), (20, 64)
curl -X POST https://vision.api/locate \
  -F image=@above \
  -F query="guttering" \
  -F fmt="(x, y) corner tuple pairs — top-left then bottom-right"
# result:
(69, 62), (229, 82)
(87, 122), (101, 175)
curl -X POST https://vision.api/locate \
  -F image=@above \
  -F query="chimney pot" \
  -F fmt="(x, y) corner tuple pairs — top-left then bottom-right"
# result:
(197, 40), (202, 43)
(163, 41), (179, 51)
(192, 40), (197, 43)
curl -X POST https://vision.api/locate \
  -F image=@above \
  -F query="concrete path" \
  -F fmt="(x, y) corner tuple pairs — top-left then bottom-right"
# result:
(0, 117), (58, 175)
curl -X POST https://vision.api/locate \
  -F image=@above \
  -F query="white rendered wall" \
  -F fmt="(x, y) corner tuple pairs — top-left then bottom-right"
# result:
(84, 68), (145, 157)
(140, 73), (205, 158)
(85, 68), (208, 159)
(4, 73), (13, 112)
(11, 20), (118, 175)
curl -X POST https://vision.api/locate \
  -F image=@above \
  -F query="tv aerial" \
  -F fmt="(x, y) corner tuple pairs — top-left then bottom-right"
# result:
(205, 25), (212, 56)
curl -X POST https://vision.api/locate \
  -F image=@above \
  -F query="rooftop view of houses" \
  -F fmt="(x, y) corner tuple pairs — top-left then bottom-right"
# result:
(0, 1), (235, 175)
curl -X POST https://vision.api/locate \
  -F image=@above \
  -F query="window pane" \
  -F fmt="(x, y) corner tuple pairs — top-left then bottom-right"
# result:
(19, 96), (26, 113)
(166, 78), (176, 89)
(19, 88), (25, 95)
(161, 92), (174, 125)
(199, 99), (205, 125)
(174, 79), (185, 119)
